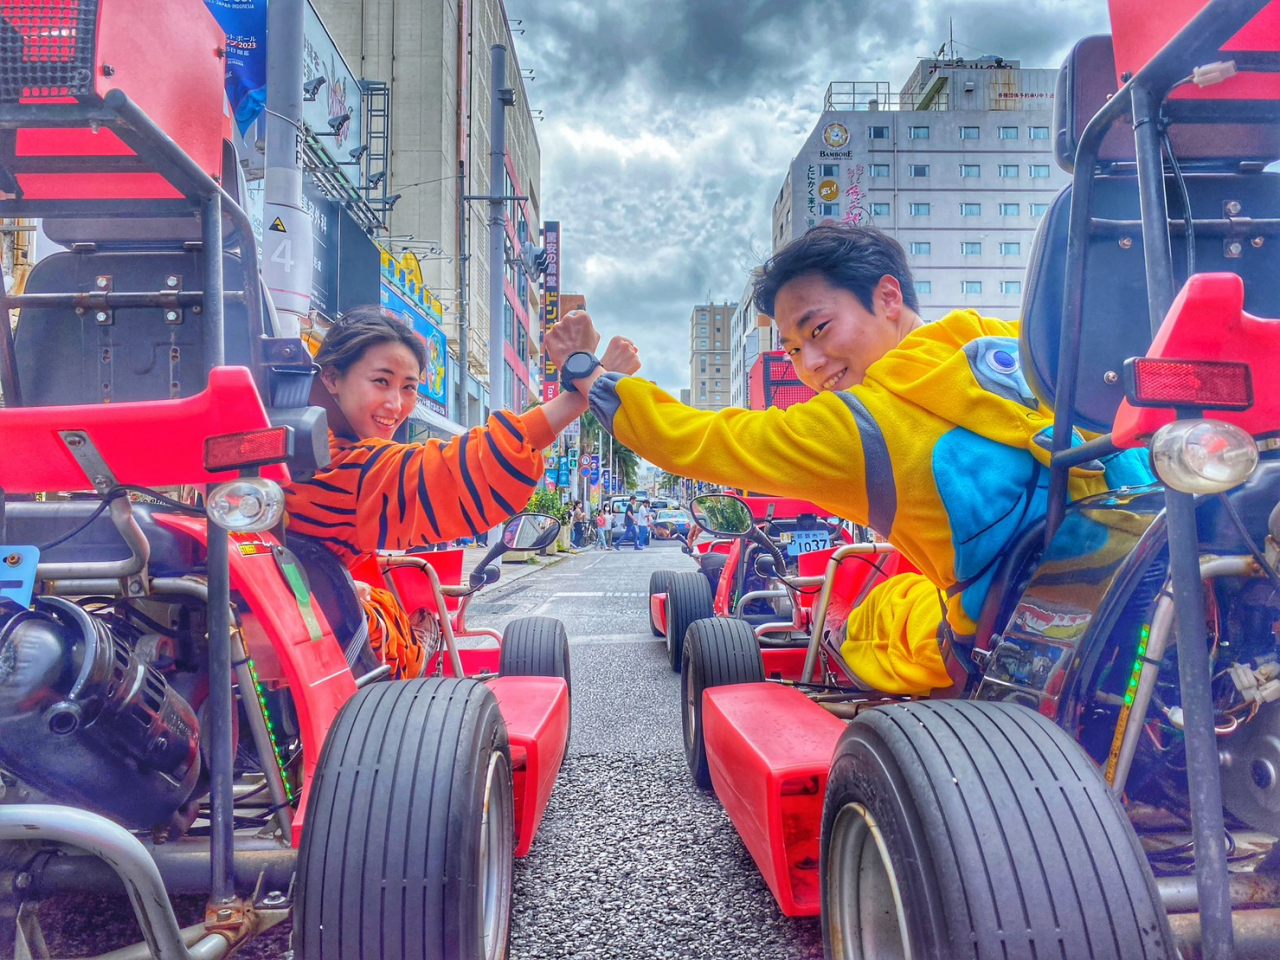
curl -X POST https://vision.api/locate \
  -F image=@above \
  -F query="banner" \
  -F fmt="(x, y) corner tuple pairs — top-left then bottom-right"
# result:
(540, 221), (561, 402)
(204, 0), (267, 135)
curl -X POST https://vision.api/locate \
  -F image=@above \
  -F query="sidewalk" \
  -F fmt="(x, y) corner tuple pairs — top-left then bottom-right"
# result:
(457, 541), (577, 590)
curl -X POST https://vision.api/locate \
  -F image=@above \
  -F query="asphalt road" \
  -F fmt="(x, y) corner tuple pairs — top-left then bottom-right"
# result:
(23, 541), (824, 959)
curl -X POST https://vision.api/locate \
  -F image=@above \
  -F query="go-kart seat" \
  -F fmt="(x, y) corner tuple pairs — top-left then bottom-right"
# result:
(285, 534), (380, 677)
(1022, 34), (1280, 434)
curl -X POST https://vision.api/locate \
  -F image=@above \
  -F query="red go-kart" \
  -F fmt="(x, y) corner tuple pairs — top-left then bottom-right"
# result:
(0, 3), (567, 958)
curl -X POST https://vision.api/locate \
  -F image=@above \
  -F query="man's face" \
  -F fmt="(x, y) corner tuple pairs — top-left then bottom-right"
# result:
(774, 272), (903, 393)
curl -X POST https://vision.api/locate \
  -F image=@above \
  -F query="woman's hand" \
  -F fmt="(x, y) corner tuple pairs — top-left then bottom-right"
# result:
(601, 335), (641, 375)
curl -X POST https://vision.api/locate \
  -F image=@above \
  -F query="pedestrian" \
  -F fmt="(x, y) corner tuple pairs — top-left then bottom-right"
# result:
(636, 499), (651, 549)
(594, 508), (609, 549)
(571, 500), (587, 548)
(614, 495), (641, 550)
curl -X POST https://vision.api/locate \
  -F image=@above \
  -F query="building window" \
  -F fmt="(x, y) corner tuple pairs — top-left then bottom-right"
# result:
(961, 241), (982, 255)
(916, 280), (932, 294)
(503, 301), (515, 342)
(1030, 202), (1051, 217)
(998, 164), (1019, 178)
(870, 202), (890, 217)
(998, 125), (1019, 139)
(999, 202), (1021, 216)
(908, 125), (930, 139)
(909, 241), (931, 255)
(819, 203), (839, 216)
(961, 281), (983, 295)
(1029, 164), (1051, 179)
(960, 163), (981, 178)
(959, 202), (981, 216)
(699, 339), (708, 348)
(819, 164), (839, 177)
(959, 125), (980, 140)
(714, 394), (722, 403)
(1028, 125), (1050, 140)
(908, 164), (930, 178)
(868, 125), (889, 139)
(999, 241), (1021, 256)
(1001, 280), (1023, 295)
(700, 358), (707, 373)
(909, 202), (931, 216)
(869, 163), (890, 177)
(715, 341), (721, 347)
(698, 325), (707, 335)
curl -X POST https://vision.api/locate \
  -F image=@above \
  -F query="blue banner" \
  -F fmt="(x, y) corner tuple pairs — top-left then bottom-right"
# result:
(204, 0), (268, 135)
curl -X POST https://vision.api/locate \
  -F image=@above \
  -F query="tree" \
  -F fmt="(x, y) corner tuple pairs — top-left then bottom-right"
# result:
(580, 409), (639, 492)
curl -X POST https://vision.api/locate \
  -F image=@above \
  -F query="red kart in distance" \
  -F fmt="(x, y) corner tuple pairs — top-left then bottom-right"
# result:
(0, 3), (568, 958)
(647, 495), (854, 671)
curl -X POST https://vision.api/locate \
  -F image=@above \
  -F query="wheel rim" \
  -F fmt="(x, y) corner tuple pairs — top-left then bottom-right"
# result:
(826, 802), (910, 960)
(682, 661), (697, 755)
(478, 749), (514, 959)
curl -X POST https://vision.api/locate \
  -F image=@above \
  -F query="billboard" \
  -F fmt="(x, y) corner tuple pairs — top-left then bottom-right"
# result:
(540, 221), (561, 402)
(302, 1), (364, 158)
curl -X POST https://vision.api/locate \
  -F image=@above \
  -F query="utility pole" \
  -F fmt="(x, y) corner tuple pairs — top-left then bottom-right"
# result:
(456, 162), (470, 425)
(262, 0), (312, 337)
(487, 45), (513, 414)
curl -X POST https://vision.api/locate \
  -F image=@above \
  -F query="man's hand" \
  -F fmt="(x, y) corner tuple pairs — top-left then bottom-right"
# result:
(544, 309), (601, 369)
(601, 335), (641, 375)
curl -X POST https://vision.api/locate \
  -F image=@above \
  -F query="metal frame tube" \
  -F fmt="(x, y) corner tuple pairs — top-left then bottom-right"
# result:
(800, 542), (898, 684)
(0, 806), (224, 960)
(35, 496), (150, 582)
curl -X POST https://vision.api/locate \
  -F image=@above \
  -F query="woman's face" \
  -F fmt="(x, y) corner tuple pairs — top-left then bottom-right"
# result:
(321, 340), (422, 441)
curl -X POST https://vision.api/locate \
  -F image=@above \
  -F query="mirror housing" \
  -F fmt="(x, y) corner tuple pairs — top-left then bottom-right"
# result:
(689, 493), (754, 537)
(502, 513), (561, 551)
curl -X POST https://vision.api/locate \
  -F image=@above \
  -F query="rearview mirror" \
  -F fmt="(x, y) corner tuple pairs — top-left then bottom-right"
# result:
(503, 513), (560, 551)
(689, 494), (754, 536)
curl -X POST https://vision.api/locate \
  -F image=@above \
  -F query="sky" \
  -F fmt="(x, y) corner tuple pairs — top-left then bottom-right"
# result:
(502, 0), (1112, 395)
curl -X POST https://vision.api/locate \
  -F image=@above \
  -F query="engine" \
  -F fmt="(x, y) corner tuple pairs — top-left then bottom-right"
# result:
(0, 596), (201, 830)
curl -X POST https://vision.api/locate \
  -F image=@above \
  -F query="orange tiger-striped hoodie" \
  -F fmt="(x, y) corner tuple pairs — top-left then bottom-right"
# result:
(285, 407), (555, 563)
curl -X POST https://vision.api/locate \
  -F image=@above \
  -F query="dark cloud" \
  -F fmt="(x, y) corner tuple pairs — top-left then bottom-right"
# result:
(506, 0), (1112, 394)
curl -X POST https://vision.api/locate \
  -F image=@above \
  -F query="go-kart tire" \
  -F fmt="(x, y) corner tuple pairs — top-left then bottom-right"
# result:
(820, 700), (1174, 960)
(681, 617), (764, 790)
(295, 678), (514, 960)
(665, 571), (714, 671)
(499, 615), (572, 698)
(649, 570), (674, 637)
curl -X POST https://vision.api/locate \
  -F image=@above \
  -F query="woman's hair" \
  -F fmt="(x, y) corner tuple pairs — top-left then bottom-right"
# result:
(315, 304), (427, 375)
(752, 222), (918, 317)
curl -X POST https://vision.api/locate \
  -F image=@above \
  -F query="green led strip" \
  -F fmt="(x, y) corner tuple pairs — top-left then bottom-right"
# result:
(1105, 623), (1151, 785)
(247, 658), (294, 803)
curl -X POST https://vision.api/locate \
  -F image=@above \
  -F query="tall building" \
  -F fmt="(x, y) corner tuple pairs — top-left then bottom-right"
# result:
(689, 301), (737, 411)
(771, 56), (1068, 318)
(728, 281), (775, 408)
(313, 0), (541, 426)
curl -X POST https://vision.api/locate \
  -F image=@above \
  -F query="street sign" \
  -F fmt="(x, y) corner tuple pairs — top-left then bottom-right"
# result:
(579, 464), (592, 478)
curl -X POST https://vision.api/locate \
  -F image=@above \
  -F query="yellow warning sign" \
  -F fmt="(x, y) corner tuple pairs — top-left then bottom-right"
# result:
(269, 217), (287, 233)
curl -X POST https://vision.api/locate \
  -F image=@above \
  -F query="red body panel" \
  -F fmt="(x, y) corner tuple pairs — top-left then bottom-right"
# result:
(713, 539), (744, 616)
(0, 366), (289, 494)
(740, 496), (830, 522)
(423, 647), (502, 677)
(760, 647), (815, 682)
(489, 676), (570, 857)
(703, 683), (845, 916)
(1109, 0), (1280, 101)
(8, 0), (229, 197)
(651, 592), (668, 635)
(154, 516), (357, 849)
(384, 548), (465, 613)
(1112, 274), (1280, 446)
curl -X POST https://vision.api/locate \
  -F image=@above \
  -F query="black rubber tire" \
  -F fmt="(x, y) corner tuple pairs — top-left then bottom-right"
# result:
(649, 569), (674, 637)
(295, 678), (514, 960)
(699, 551), (727, 596)
(820, 700), (1175, 960)
(665, 571), (714, 671)
(498, 615), (572, 698)
(681, 617), (764, 789)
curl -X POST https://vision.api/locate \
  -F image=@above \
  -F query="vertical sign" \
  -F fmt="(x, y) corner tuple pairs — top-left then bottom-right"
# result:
(540, 221), (561, 402)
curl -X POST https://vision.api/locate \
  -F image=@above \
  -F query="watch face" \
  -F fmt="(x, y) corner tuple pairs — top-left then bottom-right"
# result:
(567, 353), (596, 377)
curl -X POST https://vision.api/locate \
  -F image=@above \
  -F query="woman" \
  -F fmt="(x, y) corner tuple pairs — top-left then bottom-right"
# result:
(571, 500), (587, 548)
(286, 305), (593, 678)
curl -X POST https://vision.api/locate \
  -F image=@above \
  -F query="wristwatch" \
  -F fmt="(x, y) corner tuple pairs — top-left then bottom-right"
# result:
(559, 351), (602, 393)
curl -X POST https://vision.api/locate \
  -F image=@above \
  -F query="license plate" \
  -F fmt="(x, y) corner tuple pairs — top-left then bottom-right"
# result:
(786, 530), (831, 557)
(0, 546), (40, 607)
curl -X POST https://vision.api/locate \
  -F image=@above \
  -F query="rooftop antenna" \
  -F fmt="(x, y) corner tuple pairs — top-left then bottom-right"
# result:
(949, 18), (955, 60)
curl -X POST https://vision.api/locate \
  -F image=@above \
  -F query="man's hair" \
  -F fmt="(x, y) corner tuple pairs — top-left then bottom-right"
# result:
(752, 223), (919, 317)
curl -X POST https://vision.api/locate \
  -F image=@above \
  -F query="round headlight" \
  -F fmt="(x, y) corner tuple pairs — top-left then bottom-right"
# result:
(207, 478), (285, 532)
(1150, 419), (1259, 495)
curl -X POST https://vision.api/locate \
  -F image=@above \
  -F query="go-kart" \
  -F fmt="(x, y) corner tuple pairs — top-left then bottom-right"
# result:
(0, 3), (568, 958)
(647, 494), (849, 671)
(678, 3), (1280, 957)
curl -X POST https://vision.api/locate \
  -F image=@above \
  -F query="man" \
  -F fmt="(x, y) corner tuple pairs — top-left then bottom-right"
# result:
(636, 499), (651, 548)
(546, 224), (1148, 695)
(614, 495), (642, 551)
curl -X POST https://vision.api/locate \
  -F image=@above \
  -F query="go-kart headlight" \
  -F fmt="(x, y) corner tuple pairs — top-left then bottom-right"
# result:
(1150, 419), (1258, 495)
(207, 478), (285, 532)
